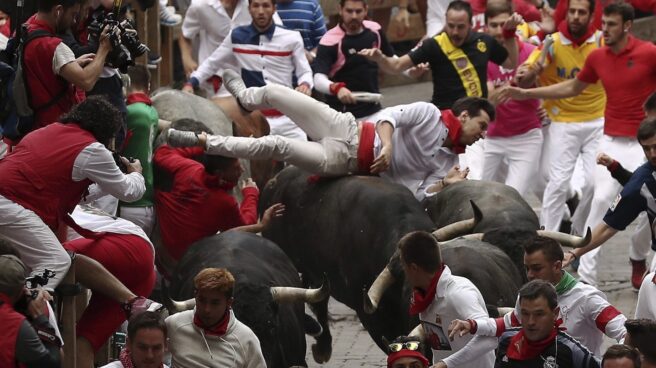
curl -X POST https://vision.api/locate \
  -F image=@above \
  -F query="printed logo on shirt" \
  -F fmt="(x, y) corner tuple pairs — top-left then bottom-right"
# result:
(456, 57), (468, 69)
(420, 318), (452, 351)
(477, 40), (487, 53)
(542, 355), (558, 368)
(610, 194), (622, 211)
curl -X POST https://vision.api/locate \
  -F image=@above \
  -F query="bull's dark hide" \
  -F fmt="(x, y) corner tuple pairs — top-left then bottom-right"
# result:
(424, 180), (538, 280)
(168, 231), (310, 368)
(259, 167), (434, 353)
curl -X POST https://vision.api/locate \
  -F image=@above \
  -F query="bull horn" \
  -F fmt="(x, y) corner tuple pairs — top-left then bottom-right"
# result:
(432, 200), (483, 241)
(270, 279), (330, 304)
(363, 266), (395, 314)
(498, 307), (514, 316)
(408, 324), (426, 341)
(440, 233), (484, 244)
(161, 281), (196, 314)
(537, 227), (591, 248)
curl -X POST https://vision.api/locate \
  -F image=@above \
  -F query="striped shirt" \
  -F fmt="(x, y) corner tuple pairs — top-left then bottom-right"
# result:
(275, 0), (326, 50)
(191, 23), (313, 90)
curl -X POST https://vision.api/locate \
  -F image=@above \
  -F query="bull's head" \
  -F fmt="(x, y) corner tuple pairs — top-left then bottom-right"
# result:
(362, 201), (482, 314)
(162, 281), (330, 314)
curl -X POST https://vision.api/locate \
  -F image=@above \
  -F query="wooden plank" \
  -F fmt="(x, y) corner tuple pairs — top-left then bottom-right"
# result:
(160, 25), (178, 87)
(61, 267), (76, 368)
(146, 2), (161, 90)
(632, 16), (656, 42)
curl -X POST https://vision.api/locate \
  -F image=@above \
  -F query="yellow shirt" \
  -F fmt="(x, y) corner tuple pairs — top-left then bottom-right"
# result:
(525, 31), (606, 122)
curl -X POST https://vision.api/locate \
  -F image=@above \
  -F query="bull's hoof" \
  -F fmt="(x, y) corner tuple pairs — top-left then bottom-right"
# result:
(312, 343), (332, 364)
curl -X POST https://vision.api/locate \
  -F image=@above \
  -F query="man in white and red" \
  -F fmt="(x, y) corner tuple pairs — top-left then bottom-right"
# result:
(481, 1), (542, 198)
(499, 2), (656, 288)
(0, 97), (145, 289)
(184, 0), (312, 140)
(449, 236), (626, 357)
(64, 205), (157, 368)
(398, 231), (496, 368)
(21, 0), (111, 132)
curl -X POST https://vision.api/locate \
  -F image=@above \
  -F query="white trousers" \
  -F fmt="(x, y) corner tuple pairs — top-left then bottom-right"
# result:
(540, 119), (603, 231)
(481, 128), (544, 198)
(635, 272), (656, 319)
(119, 205), (156, 239)
(267, 115), (308, 141)
(205, 84), (360, 176)
(578, 135), (652, 285)
(0, 195), (70, 289)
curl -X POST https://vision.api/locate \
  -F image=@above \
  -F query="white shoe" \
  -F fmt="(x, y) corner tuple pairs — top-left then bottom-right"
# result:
(160, 7), (182, 27)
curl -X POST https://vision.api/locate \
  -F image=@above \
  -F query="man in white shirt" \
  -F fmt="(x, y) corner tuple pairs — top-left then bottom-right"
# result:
(184, 0), (312, 140)
(169, 70), (493, 200)
(398, 230), (496, 368)
(635, 272), (656, 320)
(448, 236), (626, 356)
(101, 311), (169, 368)
(166, 268), (266, 368)
(179, 0), (251, 93)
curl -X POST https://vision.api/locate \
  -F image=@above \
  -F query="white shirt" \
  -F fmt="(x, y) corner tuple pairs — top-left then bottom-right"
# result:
(101, 361), (169, 368)
(476, 280), (626, 356)
(66, 205), (153, 249)
(166, 309), (266, 368)
(72, 142), (145, 203)
(636, 272), (656, 320)
(419, 266), (497, 368)
(182, 0), (252, 64)
(373, 102), (457, 200)
(192, 23), (313, 90)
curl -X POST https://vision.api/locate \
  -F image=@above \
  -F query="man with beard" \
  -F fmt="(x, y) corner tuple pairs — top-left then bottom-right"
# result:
(494, 280), (601, 367)
(312, 0), (396, 122)
(360, 0), (519, 110)
(517, 0), (605, 238)
(22, 0), (112, 130)
(500, 2), (656, 288)
(184, 0), (313, 140)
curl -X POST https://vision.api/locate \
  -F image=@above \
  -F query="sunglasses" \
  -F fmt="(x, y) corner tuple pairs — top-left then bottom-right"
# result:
(388, 341), (420, 352)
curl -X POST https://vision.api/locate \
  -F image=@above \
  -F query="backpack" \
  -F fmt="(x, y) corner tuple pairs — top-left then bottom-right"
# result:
(0, 26), (66, 141)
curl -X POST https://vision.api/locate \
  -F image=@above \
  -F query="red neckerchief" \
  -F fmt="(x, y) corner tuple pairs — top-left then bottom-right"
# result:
(126, 92), (152, 106)
(0, 18), (10, 38)
(0, 293), (13, 306)
(507, 320), (563, 360)
(119, 347), (164, 368)
(409, 264), (445, 316)
(558, 21), (596, 48)
(441, 110), (465, 154)
(193, 309), (231, 336)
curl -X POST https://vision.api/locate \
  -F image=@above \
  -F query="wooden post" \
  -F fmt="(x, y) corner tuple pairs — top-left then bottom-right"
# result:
(147, 2), (162, 90)
(160, 24), (180, 87)
(61, 266), (76, 368)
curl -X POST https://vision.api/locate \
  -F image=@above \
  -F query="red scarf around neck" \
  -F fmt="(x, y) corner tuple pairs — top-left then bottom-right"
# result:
(126, 92), (153, 106)
(440, 110), (465, 154)
(193, 309), (231, 336)
(558, 21), (596, 48)
(507, 320), (564, 360)
(409, 264), (445, 316)
(119, 347), (164, 368)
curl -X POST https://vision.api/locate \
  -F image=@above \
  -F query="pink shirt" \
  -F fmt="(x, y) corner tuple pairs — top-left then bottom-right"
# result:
(486, 41), (541, 138)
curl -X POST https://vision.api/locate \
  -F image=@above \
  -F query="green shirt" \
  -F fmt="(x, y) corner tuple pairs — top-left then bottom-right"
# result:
(120, 100), (158, 207)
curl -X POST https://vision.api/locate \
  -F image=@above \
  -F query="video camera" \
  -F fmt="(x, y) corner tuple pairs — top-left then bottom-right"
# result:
(25, 269), (56, 299)
(87, 0), (149, 73)
(112, 152), (136, 173)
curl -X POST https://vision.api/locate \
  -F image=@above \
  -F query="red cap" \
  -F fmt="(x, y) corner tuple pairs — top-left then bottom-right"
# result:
(387, 350), (430, 368)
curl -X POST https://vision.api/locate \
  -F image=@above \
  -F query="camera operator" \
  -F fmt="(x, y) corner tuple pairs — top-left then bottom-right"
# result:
(20, 0), (113, 134)
(0, 247), (61, 368)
